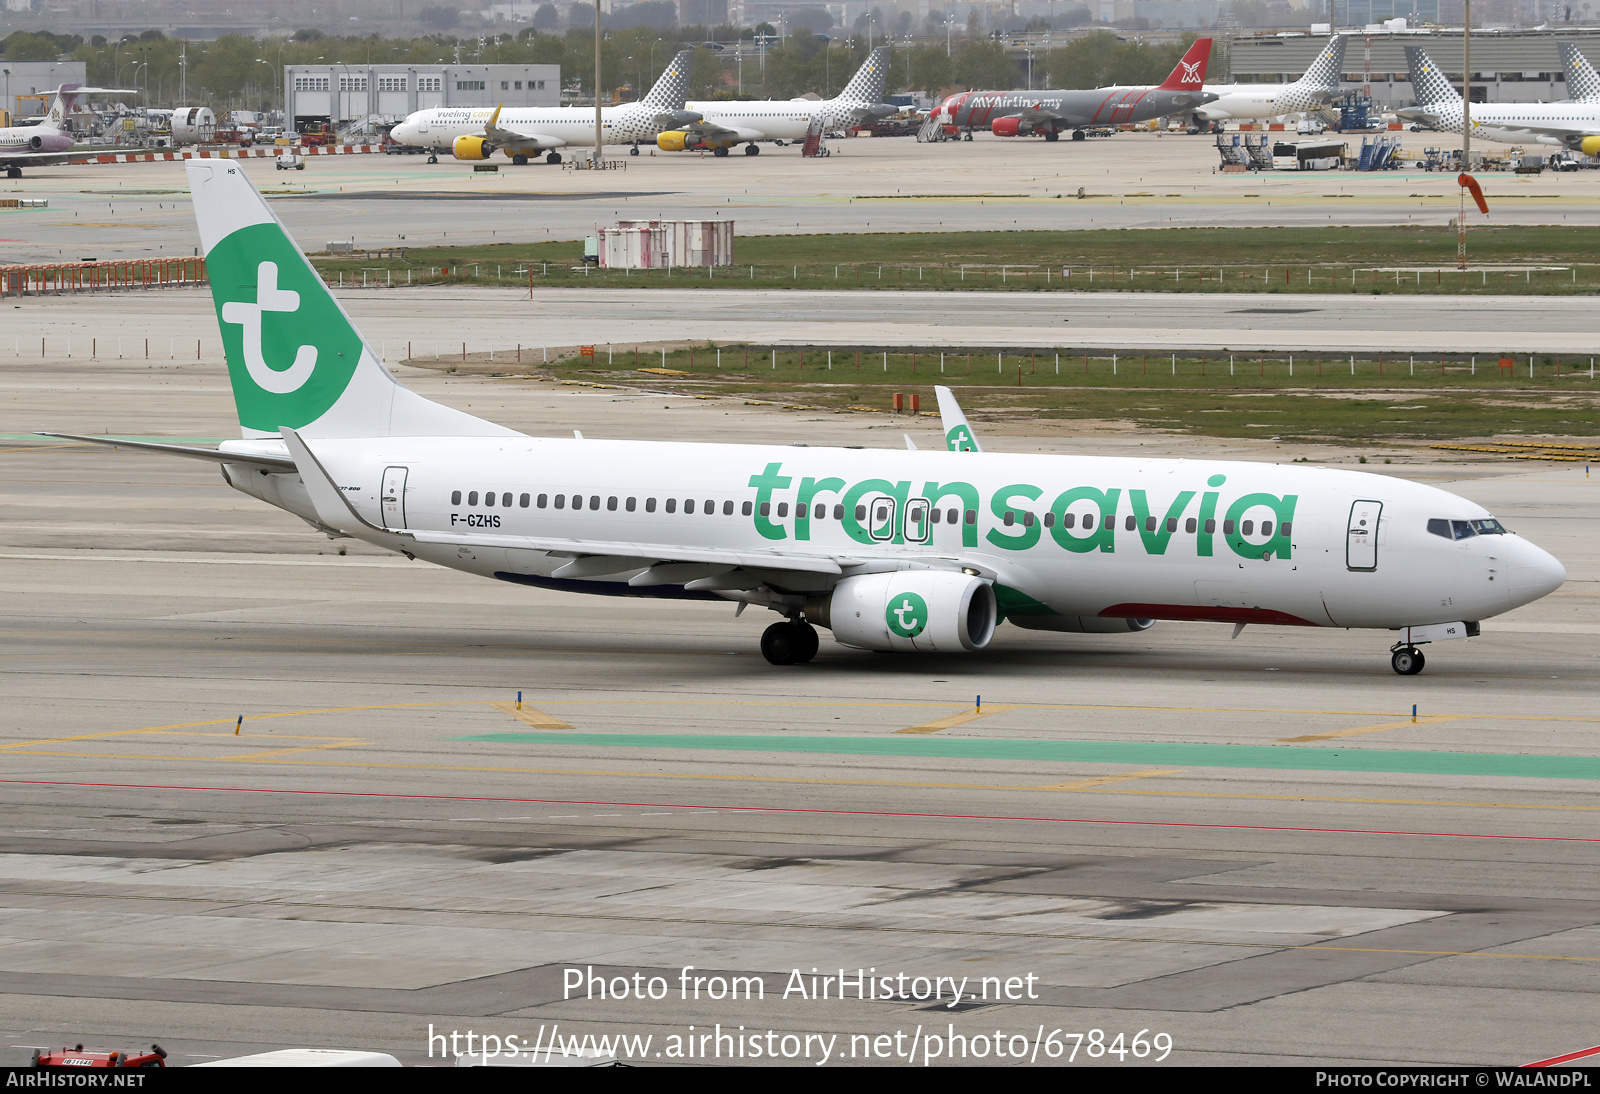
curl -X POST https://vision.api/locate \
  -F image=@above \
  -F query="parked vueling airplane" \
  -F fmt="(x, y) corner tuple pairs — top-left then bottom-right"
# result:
(387, 49), (696, 164)
(43, 161), (1566, 673)
(1190, 34), (1346, 128)
(657, 46), (894, 156)
(1399, 44), (1600, 153)
(935, 38), (1218, 141)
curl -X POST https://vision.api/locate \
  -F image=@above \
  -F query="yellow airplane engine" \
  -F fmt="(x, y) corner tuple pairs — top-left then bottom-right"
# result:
(657, 130), (690, 152)
(1581, 136), (1600, 158)
(452, 135), (493, 160)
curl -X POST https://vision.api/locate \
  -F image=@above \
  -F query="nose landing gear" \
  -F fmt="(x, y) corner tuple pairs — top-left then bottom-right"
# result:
(761, 620), (819, 665)
(1390, 646), (1426, 675)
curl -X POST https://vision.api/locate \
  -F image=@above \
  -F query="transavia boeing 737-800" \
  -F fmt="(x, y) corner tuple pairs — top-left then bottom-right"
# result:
(388, 49), (696, 164)
(42, 162), (1567, 673)
(935, 38), (1218, 141)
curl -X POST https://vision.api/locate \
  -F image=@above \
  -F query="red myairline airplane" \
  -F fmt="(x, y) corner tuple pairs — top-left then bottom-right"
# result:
(936, 39), (1219, 141)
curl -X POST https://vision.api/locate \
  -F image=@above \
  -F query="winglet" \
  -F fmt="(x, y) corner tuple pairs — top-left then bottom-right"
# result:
(934, 386), (982, 452)
(489, 104), (503, 126)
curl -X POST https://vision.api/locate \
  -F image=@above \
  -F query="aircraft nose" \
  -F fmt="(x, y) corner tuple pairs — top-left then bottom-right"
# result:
(392, 121), (415, 143)
(1506, 536), (1566, 603)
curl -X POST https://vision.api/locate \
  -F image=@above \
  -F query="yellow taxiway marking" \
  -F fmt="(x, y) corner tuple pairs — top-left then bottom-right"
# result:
(0, 886), (1593, 964)
(896, 705), (1017, 735)
(1279, 715), (1466, 744)
(1040, 769), (1183, 790)
(9, 749), (1600, 814)
(490, 701), (573, 731)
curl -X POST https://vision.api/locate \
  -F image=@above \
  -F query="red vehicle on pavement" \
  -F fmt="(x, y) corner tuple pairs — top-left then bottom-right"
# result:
(33, 1043), (167, 1068)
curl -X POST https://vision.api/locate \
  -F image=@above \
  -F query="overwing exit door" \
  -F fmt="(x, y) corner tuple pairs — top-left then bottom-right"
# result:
(1347, 499), (1381, 571)
(381, 466), (409, 530)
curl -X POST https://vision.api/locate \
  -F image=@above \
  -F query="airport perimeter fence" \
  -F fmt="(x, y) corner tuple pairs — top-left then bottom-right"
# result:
(0, 258), (207, 298)
(301, 260), (1600, 298)
(531, 345), (1600, 391)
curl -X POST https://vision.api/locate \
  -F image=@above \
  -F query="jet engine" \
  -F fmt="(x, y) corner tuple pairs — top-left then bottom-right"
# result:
(657, 130), (691, 152)
(452, 135), (493, 160)
(806, 571), (996, 653)
(991, 116), (1024, 137)
(28, 133), (43, 150)
(1581, 136), (1600, 158)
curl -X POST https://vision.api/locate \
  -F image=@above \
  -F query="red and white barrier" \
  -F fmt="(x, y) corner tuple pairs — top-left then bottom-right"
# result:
(80, 144), (385, 165)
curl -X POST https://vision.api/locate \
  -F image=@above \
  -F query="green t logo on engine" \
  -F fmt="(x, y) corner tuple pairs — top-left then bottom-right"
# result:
(886, 592), (929, 638)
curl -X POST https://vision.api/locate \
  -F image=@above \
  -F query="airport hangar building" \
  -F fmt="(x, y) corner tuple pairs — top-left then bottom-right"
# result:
(284, 63), (560, 134)
(1231, 26), (1600, 110)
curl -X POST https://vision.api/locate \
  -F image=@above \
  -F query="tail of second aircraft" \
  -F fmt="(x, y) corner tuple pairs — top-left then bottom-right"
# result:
(1405, 45), (1461, 105)
(836, 46), (891, 106)
(187, 160), (519, 442)
(640, 49), (695, 111)
(1560, 42), (1600, 103)
(1294, 34), (1346, 94)
(1157, 38), (1213, 91)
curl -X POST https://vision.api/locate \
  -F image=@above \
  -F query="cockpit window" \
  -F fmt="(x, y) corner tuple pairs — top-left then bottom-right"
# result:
(1429, 517), (1507, 540)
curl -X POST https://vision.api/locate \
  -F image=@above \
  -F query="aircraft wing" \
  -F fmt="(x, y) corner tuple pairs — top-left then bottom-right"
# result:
(676, 118), (767, 142)
(1015, 103), (1067, 126)
(1486, 120), (1600, 146)
(482, 120), (566, 151)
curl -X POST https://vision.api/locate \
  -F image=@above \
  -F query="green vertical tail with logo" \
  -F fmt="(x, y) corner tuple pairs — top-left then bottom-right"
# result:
(187, 160), (519, 442)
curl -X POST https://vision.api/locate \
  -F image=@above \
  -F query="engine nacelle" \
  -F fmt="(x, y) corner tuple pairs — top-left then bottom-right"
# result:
(657, 130), (690, 152)
(807, 571), (996, 653)
(452, 135), (492, 160)
(991, 116), (1025, 137)
(1009, 615), (1155, 634)
(1581, 135), (1600, 158)
(28, 133), (43, 150)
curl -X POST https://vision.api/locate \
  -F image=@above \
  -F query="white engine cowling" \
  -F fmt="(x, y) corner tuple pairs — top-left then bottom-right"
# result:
(810, 571), (997, 653)
(1009, 615), (1155, 634)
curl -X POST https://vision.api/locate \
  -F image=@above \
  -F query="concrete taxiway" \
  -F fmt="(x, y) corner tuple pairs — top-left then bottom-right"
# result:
(2, 131), (1593, 264)
(1, 352), (1597, 1067)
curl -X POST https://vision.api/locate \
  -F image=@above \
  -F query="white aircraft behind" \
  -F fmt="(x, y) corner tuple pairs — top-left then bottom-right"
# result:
(657, 46), (894, 156)
(43, 160), (1566, 675)
(1192, 34), (1346, 127)
(1399, 44), (1600, 154)
(388, 50), (696, 164)
(1560, 42), (1600, 104)
(0, 84), (136, 178)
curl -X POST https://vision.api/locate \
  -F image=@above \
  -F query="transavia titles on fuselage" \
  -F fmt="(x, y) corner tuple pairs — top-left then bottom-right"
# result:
(42, 160), (1566, 674)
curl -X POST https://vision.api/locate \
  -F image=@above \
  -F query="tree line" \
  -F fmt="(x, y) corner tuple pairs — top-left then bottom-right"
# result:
(3, 26), (1209, 112)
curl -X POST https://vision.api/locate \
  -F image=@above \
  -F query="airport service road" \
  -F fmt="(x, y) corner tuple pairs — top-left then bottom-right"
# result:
(1, 361), (1597, 1067)
(10, 286), (1600, 357)
(4, 132), (1598, 263)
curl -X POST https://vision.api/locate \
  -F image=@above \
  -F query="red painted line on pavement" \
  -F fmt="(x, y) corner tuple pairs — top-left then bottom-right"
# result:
(1, 778), (1595, 843)
(1526, 1044), (1600, 1066)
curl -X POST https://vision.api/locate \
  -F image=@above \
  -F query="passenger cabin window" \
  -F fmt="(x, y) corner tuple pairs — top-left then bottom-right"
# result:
(1185, 517), (1196, 533)
(485, 492), (495, 507)
(1242, 520), (1254, 535)
(626, 497), (637, 512)
(856, 504), (867, 521)
(725, 501), (736, 516)
(967, 510), (978, 525)
(1223, 519), (1235, 534)
(666, 498), (677, 513)
(451, 490), (462, 505)
(1125, 516), (1137, 531)
(777, 502), (788, 518)
(607, 496), (618, 511)
(554, 494), (565, 509)
(1062, 513), (1076, 529)
(468, 491), (479, 505)
(502, 493), (512, 507)
(589, 496), (600, 510)
(646, 498), (657, 512)
(1166, 518), (1178, 533)
(519, 494), (530, 508)
(835, 505), (846, 520)
(742, 501), (753, 516)
(686, 499), (696, 514)
(537, 494), (548, 508)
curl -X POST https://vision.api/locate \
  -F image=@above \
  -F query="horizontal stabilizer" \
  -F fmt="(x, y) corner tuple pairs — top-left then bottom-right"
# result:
(35, 431), (296, 471)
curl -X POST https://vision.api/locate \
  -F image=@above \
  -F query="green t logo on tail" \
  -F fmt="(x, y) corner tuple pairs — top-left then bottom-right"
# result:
(886, 592), (929, 638)
(208, 222), (363, 432)
(946, 424), (978, 452)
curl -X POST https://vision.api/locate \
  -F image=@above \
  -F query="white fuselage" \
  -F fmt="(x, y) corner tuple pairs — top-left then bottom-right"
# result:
(1195, 81), (1336, 122)
(1402, 101), (1600, 145)
(683, 98), (856, 140)
(390, 103), (668, 151)
(226, 437), (1563, 633)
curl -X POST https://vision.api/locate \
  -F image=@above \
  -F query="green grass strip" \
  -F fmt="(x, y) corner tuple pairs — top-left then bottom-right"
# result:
(452, 733), (1600, 780)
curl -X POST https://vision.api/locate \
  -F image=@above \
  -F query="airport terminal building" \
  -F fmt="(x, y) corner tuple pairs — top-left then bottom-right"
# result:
(284, 64), (560, 134)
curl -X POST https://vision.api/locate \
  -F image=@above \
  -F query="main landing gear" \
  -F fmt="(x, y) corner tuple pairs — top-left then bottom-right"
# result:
(713, 145), (731, 157)
(744, 143), (760, 155)
(1390, 646), (1426, 676)
(761, 620), (819, 665)
(512, 153), (528, 165)
(546, 151), (562, 164)
(1044, 130), (1059, 142)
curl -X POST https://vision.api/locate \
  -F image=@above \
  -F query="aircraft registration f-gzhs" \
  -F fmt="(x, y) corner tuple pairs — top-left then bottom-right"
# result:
(45, 162), (1566, 674)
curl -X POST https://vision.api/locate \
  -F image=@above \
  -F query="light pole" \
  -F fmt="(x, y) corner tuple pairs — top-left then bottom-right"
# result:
(649, 38), (661, 88)
(256, 59), (276, 112)
(593, 0), (603, 165)
(945, 16), (955, 57)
